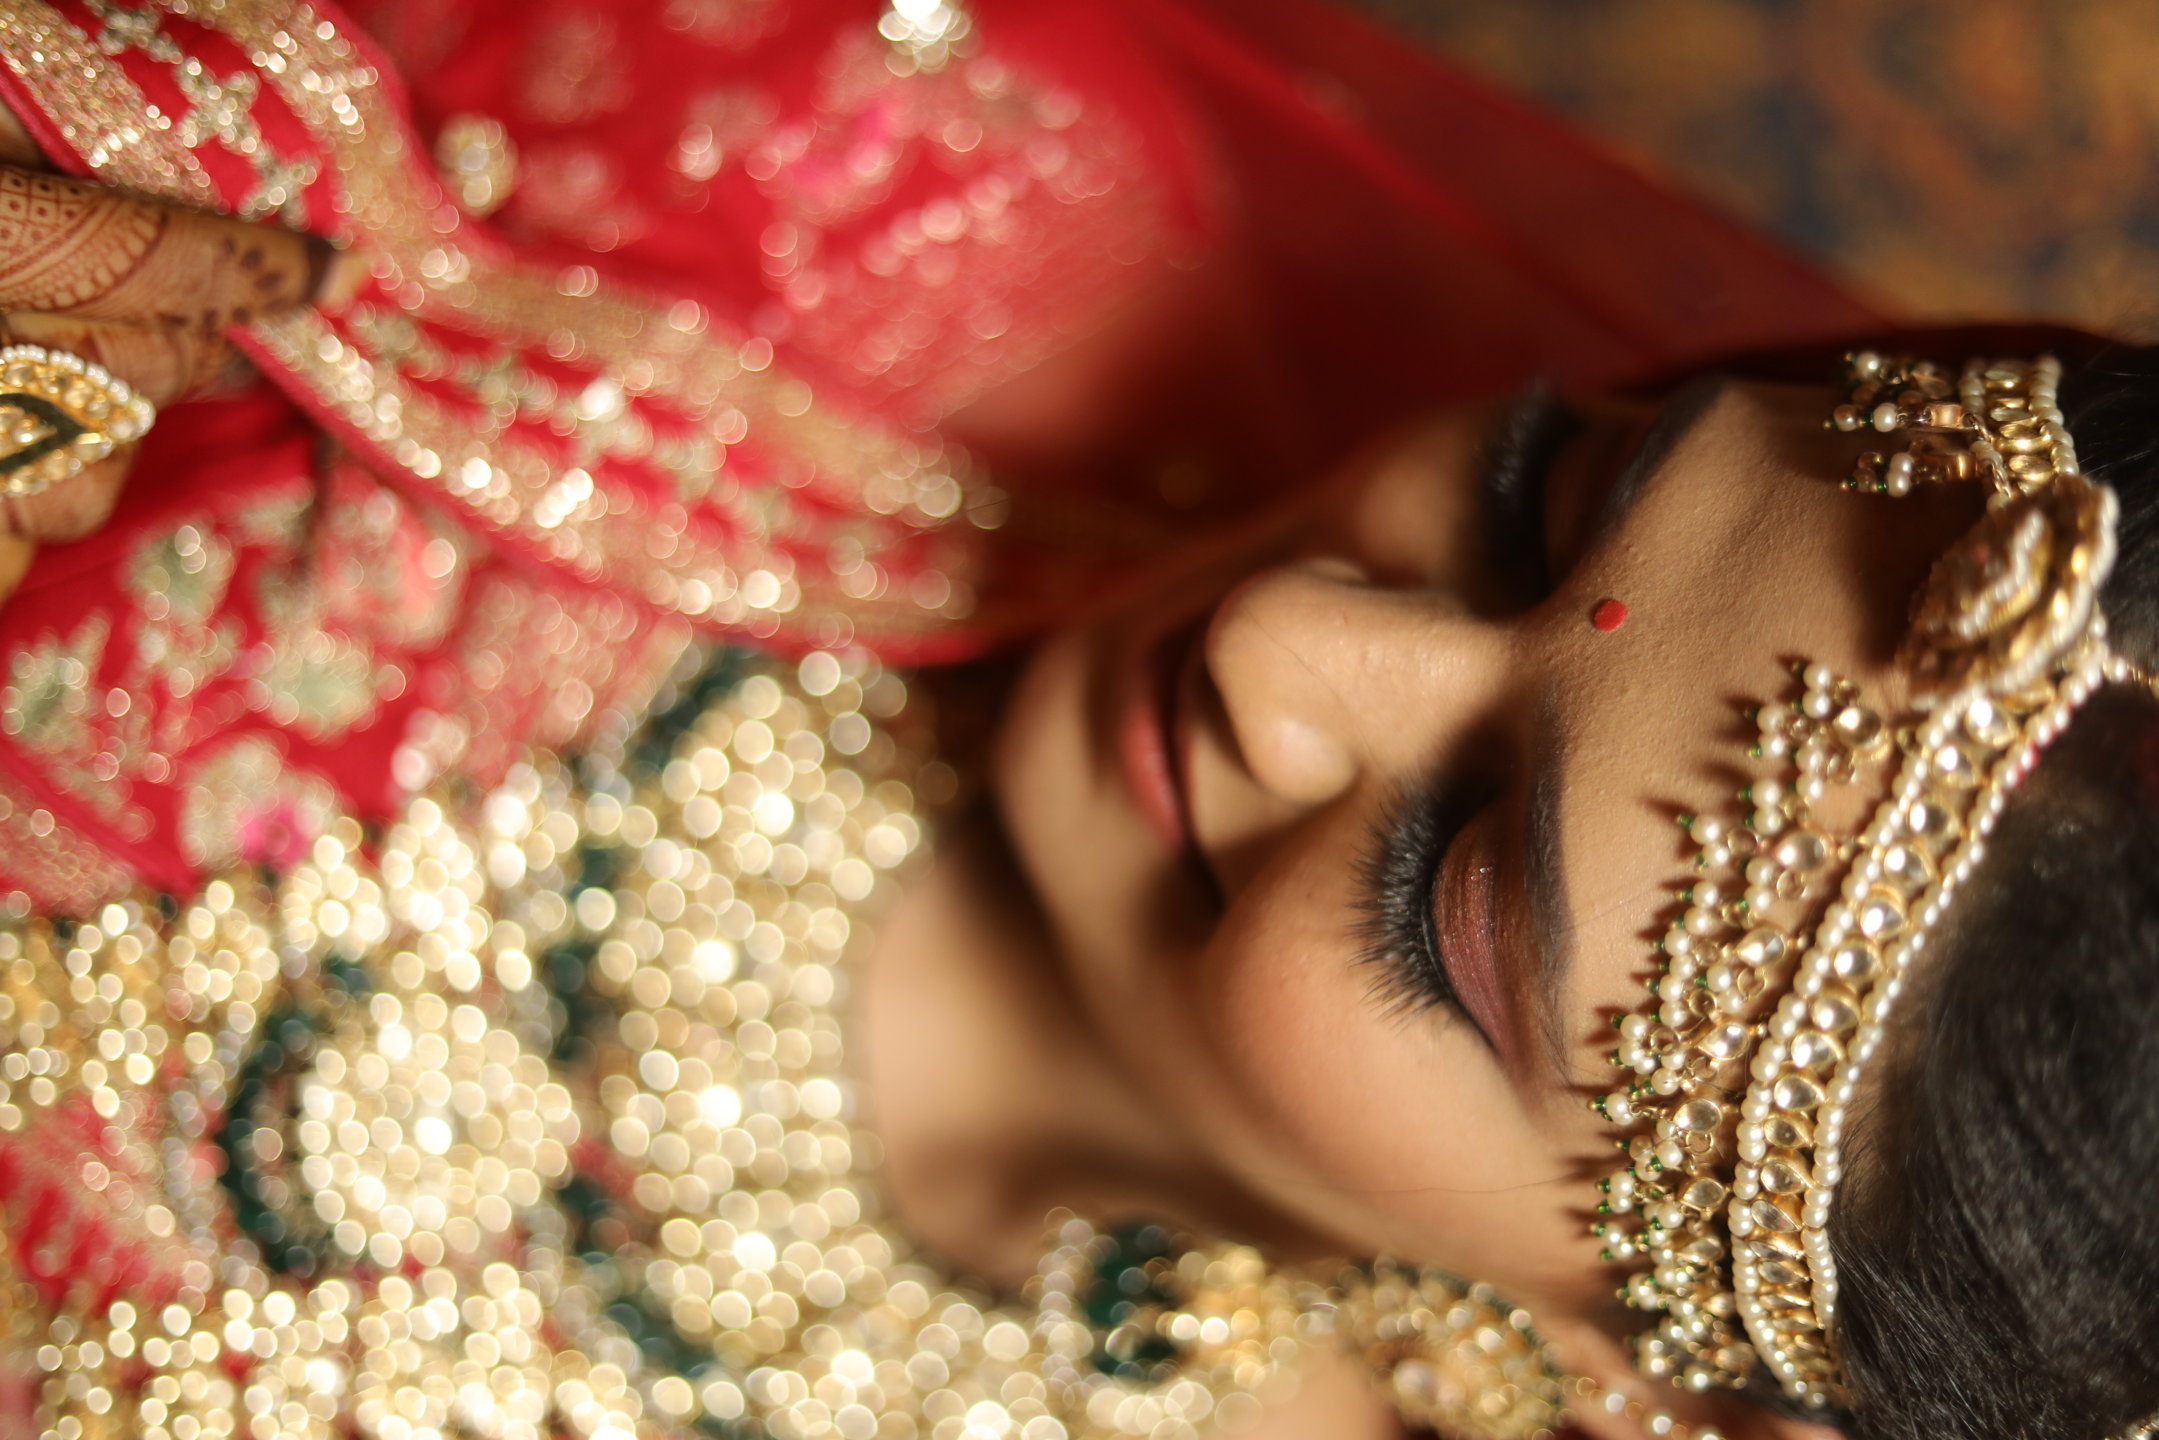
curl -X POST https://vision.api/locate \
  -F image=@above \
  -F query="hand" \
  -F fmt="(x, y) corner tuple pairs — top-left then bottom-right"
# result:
(0, 104), (326, 597)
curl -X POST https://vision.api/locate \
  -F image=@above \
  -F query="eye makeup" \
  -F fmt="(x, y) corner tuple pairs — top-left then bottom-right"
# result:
(1355, 772), (1496, 1045)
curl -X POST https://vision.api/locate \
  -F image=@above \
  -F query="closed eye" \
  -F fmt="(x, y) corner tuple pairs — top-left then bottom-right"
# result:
(1356, 770), (1493, 1044)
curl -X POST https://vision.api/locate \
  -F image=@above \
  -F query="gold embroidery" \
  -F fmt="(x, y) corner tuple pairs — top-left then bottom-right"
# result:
(129, 519), (235, 627)
(7, 0), (1163, 653)
(243, 143), (318, 226)
(0, 764), (132, 917)
(186, 0), (989, 636)
(126, 519), (245, 763)
(177, 733), (337, 867)
(0, 1), (311, 222)
(2, 614), (108, 761)
(168, 51), (319, 223)
(247, 628), (386, 738)
(85, 0), (180, 63)
(2, 483), (457, 870)
(0, 1), (216, 203)
(0, 0), (1176, 900)
(780, 26), (1177, 419)
(433, 112), (517, 218)
(404, 570), (691, 788)
(171, 56), (255, 150)
(0, 615), (147, 836)
(310, 464), (466, 653)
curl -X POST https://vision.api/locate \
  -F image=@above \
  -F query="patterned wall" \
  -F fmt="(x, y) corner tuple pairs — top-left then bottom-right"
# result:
(1349, 0), (2159, 340)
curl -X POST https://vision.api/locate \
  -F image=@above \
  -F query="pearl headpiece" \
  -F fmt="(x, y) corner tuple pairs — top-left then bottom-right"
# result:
(1591, 354), (2145, 1410)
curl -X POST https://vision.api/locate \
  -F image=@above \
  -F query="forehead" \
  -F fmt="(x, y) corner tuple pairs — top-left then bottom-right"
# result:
(1543, 384), (1958, 1087)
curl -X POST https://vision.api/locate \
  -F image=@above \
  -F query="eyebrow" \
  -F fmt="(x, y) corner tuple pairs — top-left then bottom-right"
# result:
(1521, 374), (1731, 1079)
(1589, 372), (1731, 544)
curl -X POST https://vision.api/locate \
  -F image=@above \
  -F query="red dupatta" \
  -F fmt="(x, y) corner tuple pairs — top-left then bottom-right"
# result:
(0, 0), (1879, 910)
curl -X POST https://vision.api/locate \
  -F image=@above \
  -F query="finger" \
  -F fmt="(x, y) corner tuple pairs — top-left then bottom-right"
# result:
(0, 314), (180, 545)
(0, 449), (134, 543)
(0, 533), (33, 607)
(0, 165), (318, 332)
(3, 311), (240, 406)
(0, 99), (43, 169)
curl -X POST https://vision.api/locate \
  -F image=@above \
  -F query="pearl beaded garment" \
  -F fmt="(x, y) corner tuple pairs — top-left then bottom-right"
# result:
(1592, 354), (2154, 1412)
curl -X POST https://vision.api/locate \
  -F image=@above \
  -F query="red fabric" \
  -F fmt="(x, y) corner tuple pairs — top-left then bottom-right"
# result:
(0, 0), (1880, 908)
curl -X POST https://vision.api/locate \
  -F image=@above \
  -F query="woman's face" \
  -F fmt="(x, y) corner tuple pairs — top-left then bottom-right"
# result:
(990, 375), (1982, 1362)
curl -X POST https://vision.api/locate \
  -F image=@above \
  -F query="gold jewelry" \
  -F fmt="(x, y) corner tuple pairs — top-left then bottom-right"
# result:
(0, 342), (156, 497)
(1592, 353), (2146, 1412)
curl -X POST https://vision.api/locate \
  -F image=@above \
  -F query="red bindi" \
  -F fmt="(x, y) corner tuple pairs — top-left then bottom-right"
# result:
(1592, 598), (1629, 633)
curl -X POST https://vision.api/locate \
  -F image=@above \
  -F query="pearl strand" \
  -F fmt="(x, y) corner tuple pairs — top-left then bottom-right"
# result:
(1567, 1376), (1726, 1440)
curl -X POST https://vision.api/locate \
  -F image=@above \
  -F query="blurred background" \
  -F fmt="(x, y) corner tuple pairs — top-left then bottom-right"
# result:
(1348, 0), (2159, 340)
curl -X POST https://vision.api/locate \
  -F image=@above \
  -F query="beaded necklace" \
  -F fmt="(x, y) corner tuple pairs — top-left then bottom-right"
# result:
(0, 648), (1711, 1440)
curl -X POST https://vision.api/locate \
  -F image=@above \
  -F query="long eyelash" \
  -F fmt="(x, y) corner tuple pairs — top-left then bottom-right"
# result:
(1480, 383), (1583, 594)
(1355, 779), (1468, 1020)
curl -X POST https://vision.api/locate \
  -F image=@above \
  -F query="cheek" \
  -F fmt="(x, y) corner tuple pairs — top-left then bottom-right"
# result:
(1181, 816), (1605, 1294)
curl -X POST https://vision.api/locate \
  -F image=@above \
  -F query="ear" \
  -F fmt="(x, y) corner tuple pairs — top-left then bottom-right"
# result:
(1542, 1315), (1848, 1440)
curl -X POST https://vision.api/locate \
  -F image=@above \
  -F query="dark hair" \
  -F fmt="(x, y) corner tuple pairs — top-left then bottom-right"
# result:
(1828, 345), (2159, 1440)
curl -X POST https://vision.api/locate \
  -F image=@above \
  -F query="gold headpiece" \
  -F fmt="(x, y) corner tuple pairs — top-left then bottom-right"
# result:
(1590, 353), (2145, 1409)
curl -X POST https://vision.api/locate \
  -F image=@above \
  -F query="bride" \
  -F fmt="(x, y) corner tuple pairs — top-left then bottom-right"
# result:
(0, 2), (2149, 1439)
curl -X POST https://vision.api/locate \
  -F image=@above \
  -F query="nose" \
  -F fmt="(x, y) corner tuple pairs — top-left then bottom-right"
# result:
(1201, 556), (1517, 813)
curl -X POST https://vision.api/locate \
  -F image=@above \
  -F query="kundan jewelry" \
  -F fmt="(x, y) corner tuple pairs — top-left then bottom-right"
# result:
(0, 343), (156, 496)
(1591, 353), (2158, 1427)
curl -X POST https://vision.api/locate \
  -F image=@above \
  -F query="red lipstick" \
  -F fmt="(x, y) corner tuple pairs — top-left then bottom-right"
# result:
(1116, 625), (1196, 853)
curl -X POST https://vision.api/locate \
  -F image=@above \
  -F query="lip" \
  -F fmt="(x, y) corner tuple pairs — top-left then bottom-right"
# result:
(1433, 809), (1520, 1068)
(1115, 620), (1203, 854)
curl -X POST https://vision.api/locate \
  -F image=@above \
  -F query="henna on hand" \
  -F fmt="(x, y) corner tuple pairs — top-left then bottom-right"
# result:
(0, 164), (327, 556)
(0, 123), (323, 606)
(6, 311), (242, 406)
(0, 165), (317, 335)
(0, 95), (42, 169)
